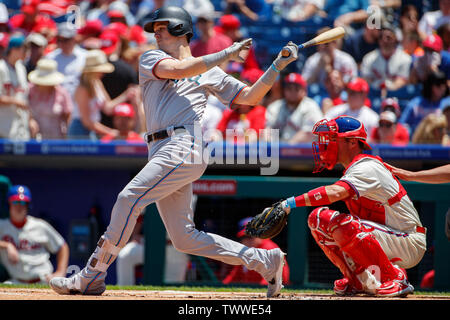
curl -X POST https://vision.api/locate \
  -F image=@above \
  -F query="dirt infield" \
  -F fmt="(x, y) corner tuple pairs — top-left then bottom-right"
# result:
(0, 287), (448, 300)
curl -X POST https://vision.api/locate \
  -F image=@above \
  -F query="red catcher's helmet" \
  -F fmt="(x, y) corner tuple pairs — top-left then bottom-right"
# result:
(312, 116), (371, 173)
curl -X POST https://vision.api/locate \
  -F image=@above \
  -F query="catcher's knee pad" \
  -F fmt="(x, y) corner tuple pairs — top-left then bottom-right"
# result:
(307, 207), (341, 239)
(88, 236), (122, 273)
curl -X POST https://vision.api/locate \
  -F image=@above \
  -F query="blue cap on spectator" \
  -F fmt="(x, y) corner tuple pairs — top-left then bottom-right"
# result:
(7, 34), (25, 51)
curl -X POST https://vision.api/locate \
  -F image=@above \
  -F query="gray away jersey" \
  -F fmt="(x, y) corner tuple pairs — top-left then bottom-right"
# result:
(139, 49), (246, 134)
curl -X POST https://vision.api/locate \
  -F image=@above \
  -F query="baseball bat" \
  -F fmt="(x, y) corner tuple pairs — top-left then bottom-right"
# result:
(281, 26), (346, 57)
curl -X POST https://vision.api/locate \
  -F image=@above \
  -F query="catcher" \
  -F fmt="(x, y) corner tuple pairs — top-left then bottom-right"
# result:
(246, 115), (426, 297)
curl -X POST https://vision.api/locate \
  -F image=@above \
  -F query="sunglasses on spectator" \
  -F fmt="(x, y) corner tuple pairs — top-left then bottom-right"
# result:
(379, 121), (394, 128)
(57, 37), (71, 43)
(11, 200), (27, 206)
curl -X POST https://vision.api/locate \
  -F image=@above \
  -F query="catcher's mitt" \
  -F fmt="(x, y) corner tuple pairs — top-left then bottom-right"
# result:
(244, 201), (289, 239)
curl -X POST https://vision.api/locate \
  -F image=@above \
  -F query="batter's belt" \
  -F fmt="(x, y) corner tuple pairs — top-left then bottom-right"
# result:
(145, 126), (187, 143)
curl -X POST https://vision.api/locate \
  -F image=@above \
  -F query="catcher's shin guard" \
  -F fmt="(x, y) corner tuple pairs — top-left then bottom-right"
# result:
(308, 207), (364, 293)
(328, 213), (399, 287)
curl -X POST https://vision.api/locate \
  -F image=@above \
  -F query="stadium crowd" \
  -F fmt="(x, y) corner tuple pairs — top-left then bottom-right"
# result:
(0, 0), (448, 146)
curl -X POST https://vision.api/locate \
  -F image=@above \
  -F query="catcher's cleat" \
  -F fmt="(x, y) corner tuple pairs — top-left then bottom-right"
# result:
(49, 270), (106, 296)
(266, 248), (286, 298)
(333, 277), (365, 296)
(376, 267), (414, 298)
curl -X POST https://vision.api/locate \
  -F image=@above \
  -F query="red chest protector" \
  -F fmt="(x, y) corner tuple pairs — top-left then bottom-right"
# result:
(339, 154), (407, 225)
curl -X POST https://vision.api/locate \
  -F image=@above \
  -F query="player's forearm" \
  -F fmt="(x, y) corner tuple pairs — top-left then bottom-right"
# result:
(410, 165), (450, 184)
(54, 243), (69, 275)
(234, 63), (282, 106)
(284, 184), (349, 209)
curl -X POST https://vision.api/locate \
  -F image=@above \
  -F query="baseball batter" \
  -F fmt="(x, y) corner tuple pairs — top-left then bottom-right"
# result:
(50, 6), (298, 297)
(0, 185), (69, 284)
(252, 116), (426, 297)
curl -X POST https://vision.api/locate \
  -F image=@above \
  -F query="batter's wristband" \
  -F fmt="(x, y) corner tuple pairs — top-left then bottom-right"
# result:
(271, 63), (281, 73)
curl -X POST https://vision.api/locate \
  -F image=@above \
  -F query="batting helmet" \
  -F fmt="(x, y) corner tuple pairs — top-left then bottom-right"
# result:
(7, 185), (32, 203)
(312, 116), (371, 173)
(143, 6), (194, 43)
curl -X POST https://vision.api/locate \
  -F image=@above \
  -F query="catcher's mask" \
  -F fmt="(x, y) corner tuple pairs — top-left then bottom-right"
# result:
(312, 115), (371, 173)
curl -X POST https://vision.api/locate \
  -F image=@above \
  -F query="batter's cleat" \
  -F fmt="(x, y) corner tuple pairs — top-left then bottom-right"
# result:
(49, 271), (106, 296)
(333, 277), (364, 296)
(376, 268), (414, 298)
(266, 248), (286, 298)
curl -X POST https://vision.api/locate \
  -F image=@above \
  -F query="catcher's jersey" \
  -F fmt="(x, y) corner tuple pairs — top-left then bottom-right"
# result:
(0, 216), (65, 281)
(139, 49), (246, 134)
(340, 155), (422, 233)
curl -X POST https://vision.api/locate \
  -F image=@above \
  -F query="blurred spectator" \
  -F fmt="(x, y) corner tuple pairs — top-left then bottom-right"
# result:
(222, 217), (289, 286)
(410, 34), (444, 84)
(98, 29), (141, 130)
(400, 71), (449, 135)
(437, 22), (450, 50)
(67, 49), (121, 140)
(0, 34), (30, 140)
(274, 0), (324, 22)
(183, 0), (215, 20)
(8, 0), (57, 35)
(401, 31), (424, 59)
(399, 6), (423, 59)
(342, 23), (380, 65)
(77, 19), (104, 44)
(320, 69), (346, 114)
(225, 0), (266, 21)
(0, 32), (8, 59)
(24, 32), (48, 74)
(215, 68), (265, 143)
(302, 27), (358, 86)
(27, 59), (72, 140)
(265, 73), (323, 143)
(100, 103), (144, 143)
(360, 23), (412, 91)
(190, 10), (233, 70)
(216, 100), (266, 144)
(323, 0), (369, 28)
(107, 1), (133, 26)
(418, 0), (450, 39)
(215, 14), (260, 71)
(399, 4), (420, 35)
(325, 77), (379, 135)
(0, 185), (69, 284)
(412, 113), (448, 144)
(45, 23), (88, 99)
(0, 3), (9, 33)
(369, 110), (409, 146)
(441, 102), (450, 145)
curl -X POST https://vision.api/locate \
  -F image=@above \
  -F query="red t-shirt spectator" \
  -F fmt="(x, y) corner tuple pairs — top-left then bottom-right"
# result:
(216, 105), (266, 134)
(190, 32), (233, 58)
(370, 123), (410, 146)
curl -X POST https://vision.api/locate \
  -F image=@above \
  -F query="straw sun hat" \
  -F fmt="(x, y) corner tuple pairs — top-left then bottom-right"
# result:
(83, 49), (114, 73)
(28, 59), (65, 86)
